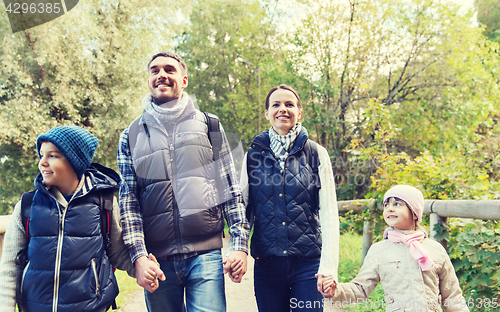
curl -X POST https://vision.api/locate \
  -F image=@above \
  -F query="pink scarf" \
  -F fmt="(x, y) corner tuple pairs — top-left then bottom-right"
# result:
(387, 230), (435, 271)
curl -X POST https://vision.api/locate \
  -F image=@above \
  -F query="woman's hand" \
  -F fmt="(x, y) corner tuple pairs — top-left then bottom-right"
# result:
(315, 274), (336, 298)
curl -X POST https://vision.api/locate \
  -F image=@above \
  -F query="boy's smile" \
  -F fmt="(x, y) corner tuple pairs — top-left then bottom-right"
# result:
(38, 142), (79, 195)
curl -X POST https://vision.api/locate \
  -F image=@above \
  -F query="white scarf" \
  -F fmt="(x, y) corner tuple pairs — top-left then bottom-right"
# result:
(269, 123), (301, 171)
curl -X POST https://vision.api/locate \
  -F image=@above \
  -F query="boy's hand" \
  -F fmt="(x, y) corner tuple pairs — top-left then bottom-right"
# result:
(222, 250), (247, 283)
(135, 255), (165, 293)
(316, 274), (336, 298)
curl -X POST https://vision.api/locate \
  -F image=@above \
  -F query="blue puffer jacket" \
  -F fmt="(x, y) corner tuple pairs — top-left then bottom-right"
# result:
(247, 128), (322, 259)
(20, 163), (119, 312)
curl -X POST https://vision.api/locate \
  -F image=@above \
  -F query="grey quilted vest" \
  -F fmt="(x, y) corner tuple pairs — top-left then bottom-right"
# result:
(129, 101), (224, 258)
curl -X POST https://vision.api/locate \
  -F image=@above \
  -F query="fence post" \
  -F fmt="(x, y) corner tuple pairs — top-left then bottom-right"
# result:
(361, 220), (373, 262)
(430, 213), (447, 250)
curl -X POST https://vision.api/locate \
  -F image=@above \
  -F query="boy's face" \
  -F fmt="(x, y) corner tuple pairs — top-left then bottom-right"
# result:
(383, 197), (416, 230)
(38, 142), (79, 195)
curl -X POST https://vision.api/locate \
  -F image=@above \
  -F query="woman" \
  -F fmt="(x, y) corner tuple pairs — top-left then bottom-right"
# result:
(240, 84), (339, 311)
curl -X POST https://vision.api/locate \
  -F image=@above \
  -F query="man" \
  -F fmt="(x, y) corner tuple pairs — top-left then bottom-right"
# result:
(117, 52), (249, 312)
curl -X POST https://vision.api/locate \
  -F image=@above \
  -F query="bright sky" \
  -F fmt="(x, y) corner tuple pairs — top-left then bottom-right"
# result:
(447, 0), (476, 15)
(448, 0), (475, 10)
(274, 0), (478, 34)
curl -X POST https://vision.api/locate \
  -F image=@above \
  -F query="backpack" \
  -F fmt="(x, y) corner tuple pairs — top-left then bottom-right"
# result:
(245, 139), (321, 222)
(16, 189), (116, 311)
(127, 112), (222, 161)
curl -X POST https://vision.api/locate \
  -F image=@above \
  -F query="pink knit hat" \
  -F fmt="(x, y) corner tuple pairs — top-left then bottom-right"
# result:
(383, 185), (424, 223)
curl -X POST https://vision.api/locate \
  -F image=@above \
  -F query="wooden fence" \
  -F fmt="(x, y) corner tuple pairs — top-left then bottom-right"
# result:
(1, 200), (500, 260)
(338, 199), (500, 261)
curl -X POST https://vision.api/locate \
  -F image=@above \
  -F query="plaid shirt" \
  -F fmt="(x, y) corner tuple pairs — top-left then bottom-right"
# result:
(117, 115), (250, 263)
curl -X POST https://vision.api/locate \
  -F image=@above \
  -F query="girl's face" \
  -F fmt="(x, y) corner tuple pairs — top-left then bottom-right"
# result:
(383, 197), (416, 230)
(265, 89), (302, 135)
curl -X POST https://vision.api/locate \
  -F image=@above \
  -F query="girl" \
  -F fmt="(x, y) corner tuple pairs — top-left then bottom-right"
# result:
(321, 185), (469, 312)
(240, 84), (339, 311)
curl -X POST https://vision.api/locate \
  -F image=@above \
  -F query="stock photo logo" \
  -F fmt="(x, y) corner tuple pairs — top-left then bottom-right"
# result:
(3, 0), (79, 33)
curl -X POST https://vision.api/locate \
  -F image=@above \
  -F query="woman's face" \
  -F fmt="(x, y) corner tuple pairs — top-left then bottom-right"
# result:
(265, 89), (302, 135)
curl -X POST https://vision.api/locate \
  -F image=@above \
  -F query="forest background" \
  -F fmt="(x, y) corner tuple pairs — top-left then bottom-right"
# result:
(1, 0), (499, 304)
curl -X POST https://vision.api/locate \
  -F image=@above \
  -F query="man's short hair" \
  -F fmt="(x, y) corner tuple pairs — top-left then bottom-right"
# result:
(147, 52), (188, 76)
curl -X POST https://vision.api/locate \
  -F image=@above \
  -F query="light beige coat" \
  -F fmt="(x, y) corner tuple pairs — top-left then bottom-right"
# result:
(330, 237), (469, 312)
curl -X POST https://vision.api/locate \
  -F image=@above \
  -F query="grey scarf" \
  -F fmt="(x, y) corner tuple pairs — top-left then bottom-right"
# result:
(143, 92), (190, 126)
(269, 123), (301, 171)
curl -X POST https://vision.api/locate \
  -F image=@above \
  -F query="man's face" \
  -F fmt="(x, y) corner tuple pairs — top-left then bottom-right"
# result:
(147, 56), (188, 105)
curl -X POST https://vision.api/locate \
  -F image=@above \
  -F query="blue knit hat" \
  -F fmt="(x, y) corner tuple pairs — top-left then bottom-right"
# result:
(37, 126), (98, 178)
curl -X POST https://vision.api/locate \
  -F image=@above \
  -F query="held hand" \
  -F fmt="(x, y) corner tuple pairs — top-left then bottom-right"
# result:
(316, 274), (336, 298)
(149, 253), (160, 267)
(135, 255), (166, 293)
(222, 250), (247, 283)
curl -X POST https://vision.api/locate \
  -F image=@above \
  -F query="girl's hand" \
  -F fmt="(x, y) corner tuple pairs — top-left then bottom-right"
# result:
(315, 274), (336, 298)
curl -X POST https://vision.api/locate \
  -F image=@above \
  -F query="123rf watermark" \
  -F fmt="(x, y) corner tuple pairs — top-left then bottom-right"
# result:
(2, 0), (80, 33)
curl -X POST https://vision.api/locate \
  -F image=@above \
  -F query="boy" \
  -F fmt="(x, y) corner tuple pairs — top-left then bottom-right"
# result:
(0, 126), (133, 312)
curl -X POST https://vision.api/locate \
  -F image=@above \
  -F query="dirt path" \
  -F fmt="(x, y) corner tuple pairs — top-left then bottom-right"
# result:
(116, 238), (341, 312)
(117, 237), (258, 312)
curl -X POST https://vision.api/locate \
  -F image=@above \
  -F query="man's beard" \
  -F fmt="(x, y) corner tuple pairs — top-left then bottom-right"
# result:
(152, 94), (181, 107)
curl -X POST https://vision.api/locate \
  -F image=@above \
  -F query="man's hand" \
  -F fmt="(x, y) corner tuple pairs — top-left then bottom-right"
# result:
(316, 274), (336, 298)
(135, 255), (166, 293)
(222, 250), (247, 283)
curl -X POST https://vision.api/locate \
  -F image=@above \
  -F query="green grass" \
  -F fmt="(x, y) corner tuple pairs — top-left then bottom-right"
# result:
(335, 232), (385, 312)
(115, 269), (142, 310)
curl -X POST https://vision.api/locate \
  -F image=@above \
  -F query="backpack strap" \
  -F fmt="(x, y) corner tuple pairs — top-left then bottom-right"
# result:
(203, 112), (225, 238)
(127, 116), (147, 156)
(245, 147), (259, 224)
(99, 189), (116, 312)
(15, 190), (36, 268)
(99, 189), (114, 252)
(304, 140), (321, 189)
(304, 140), (321, 214)
(20, 190), (36, 243)
(204, 112), (222, 161)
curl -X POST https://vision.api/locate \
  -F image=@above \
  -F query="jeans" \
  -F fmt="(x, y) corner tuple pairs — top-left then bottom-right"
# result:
(254, 256), (323, 312)
(144, 250), (226, 312)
